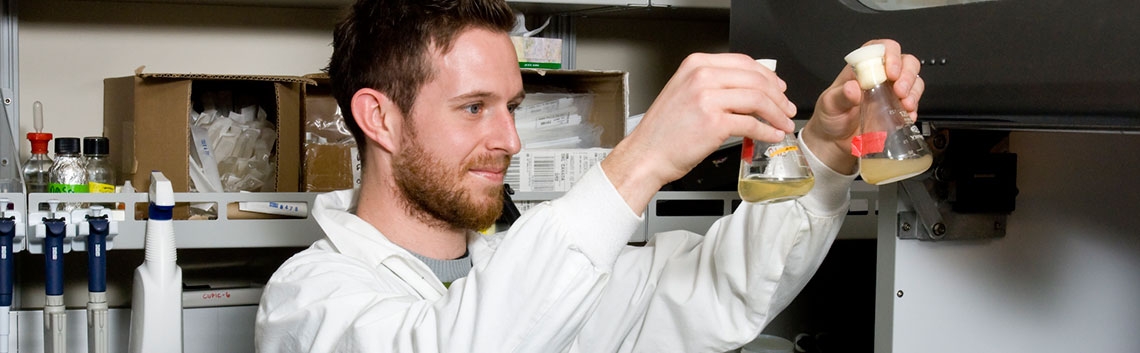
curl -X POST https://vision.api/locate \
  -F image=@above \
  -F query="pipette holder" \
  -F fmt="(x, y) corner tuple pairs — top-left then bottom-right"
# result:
(0, 198), (26, 255)
(74, 206), (120, 254)
(28, 201), (74, 256)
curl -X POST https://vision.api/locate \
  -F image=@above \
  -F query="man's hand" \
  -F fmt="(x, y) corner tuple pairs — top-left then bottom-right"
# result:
(802, 39), (925, 175)
(603, 53), (796, 214)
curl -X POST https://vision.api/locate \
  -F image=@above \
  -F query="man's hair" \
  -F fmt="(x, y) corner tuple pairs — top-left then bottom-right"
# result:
(328, 0), (516, 156)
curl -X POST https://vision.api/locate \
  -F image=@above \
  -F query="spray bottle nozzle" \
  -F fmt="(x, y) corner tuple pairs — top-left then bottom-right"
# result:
(149, 172), (175, 207)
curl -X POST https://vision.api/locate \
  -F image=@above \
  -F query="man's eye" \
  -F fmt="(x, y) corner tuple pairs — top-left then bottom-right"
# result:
(507, 104), (520, 115)
(464, 104), (483, 115)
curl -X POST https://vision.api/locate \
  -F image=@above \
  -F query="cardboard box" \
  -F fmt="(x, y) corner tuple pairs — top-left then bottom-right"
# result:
(104, 70), (312, 193)
(508, 69), (628, 191)
(511, 36), (562, 69)
(304, 144), (360, 192)
(520, 69), (628, 148)
(506, 148), (611, 192)
(298, 69), (628, 192)
(301, 73), (360, 192)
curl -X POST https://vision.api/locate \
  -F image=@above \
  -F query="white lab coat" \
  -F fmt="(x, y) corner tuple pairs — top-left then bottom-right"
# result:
(255, 140), (854, 353)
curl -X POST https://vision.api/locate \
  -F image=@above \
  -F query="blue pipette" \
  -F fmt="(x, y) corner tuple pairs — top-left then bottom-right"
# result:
(43, 215), (67, 353)
(0, 213), (15, 353)
(86, 212), (110, 353)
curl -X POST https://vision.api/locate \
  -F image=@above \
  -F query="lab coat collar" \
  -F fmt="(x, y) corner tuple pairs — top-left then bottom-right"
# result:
(310, 190), (436, 299)
(311, 190), (500, 300)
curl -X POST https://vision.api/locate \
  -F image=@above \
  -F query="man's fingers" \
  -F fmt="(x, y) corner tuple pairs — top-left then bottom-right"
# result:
(726, 112), (787, 144)
(894, 54), (922, 99)
(678, 53), (789, 91)
(817, 81), (861, 117)
(903, 74), (925, 118)
(705, 88), (796, 132)
(863, 39), (905, 81)
(676, 65), (786, 96)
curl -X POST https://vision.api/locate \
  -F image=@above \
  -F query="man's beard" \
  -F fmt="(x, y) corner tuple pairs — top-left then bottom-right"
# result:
(392, 128), (508, 231)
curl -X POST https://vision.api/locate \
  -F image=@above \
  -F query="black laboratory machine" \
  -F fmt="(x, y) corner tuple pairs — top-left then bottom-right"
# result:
(731, 1), (1140, 352)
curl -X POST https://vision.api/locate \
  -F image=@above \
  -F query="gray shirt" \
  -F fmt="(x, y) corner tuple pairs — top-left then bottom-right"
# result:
(409, 250), (472, 286)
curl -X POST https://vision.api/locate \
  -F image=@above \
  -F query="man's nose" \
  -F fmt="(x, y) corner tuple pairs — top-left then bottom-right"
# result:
(490, 107), (522, 155)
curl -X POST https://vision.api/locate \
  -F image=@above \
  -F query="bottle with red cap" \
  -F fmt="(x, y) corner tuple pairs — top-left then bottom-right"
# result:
(23, 101), (53, 193)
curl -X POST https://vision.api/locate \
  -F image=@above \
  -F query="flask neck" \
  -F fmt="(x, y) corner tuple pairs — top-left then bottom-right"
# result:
(864, 82), (896, 97)
(26, 153), (52, 162)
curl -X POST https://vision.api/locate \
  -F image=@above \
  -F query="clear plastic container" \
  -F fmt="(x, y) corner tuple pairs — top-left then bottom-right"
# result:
(738, 59), (814, 203)
(844, 44), (932, 185)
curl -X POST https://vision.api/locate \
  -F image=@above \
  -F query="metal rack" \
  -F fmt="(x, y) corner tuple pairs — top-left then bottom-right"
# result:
(25, 191), (322, 249)
(8, 179), (879, 252)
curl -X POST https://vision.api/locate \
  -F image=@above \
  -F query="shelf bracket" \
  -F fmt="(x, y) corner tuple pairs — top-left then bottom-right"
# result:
(898, 179), (946, 240)
(1, 0), (16, 143)
(896, 129), (1015, 242)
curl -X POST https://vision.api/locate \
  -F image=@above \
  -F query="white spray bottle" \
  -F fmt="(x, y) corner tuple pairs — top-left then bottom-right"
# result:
(128, 172), (183, 353)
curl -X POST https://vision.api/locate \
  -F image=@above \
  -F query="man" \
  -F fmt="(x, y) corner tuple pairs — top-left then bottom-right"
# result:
(256, 0), (924, 351)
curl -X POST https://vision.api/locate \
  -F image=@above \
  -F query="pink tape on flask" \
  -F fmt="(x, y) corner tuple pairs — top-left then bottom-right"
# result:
(851, 131), (887, 157)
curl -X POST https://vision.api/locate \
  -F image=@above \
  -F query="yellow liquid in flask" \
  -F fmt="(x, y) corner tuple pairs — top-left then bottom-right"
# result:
(859, 154), (933, 185)
(737, 176), (815, 203)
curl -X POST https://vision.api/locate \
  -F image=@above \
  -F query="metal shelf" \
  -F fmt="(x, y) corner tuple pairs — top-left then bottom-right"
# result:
(14, 180), (876, 251)
(27, 192), (322, 250)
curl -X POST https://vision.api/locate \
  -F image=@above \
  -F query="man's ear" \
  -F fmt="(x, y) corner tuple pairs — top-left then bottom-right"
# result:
(351, 88), (403, 153)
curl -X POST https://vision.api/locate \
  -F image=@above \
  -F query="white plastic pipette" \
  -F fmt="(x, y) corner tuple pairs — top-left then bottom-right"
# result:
(33, 101), (43, 133)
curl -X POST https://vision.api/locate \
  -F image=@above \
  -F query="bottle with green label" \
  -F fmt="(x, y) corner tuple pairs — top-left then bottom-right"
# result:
(84, 136), (115, 193)
(49, 137), (88, 199)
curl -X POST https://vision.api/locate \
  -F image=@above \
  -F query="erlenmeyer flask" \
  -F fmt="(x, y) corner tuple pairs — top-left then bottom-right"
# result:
(844, 44), (932, 185)
(738, 59), (814, 203)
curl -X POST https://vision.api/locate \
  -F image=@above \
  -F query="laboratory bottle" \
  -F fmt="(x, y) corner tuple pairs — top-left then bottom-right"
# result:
(738, 59), (814, 203)
(23, 101), (54, 193)
(23, 132), (53, 193)
(844, 44), (932, 185)
(49, 137), (88, 195)
(84, 136), (115, 193)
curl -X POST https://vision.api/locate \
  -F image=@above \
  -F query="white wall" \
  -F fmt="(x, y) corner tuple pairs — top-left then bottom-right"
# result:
(16, 1), (729, 160)
(887, 131), (1140, 353)
(17, 1), (341, 160)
